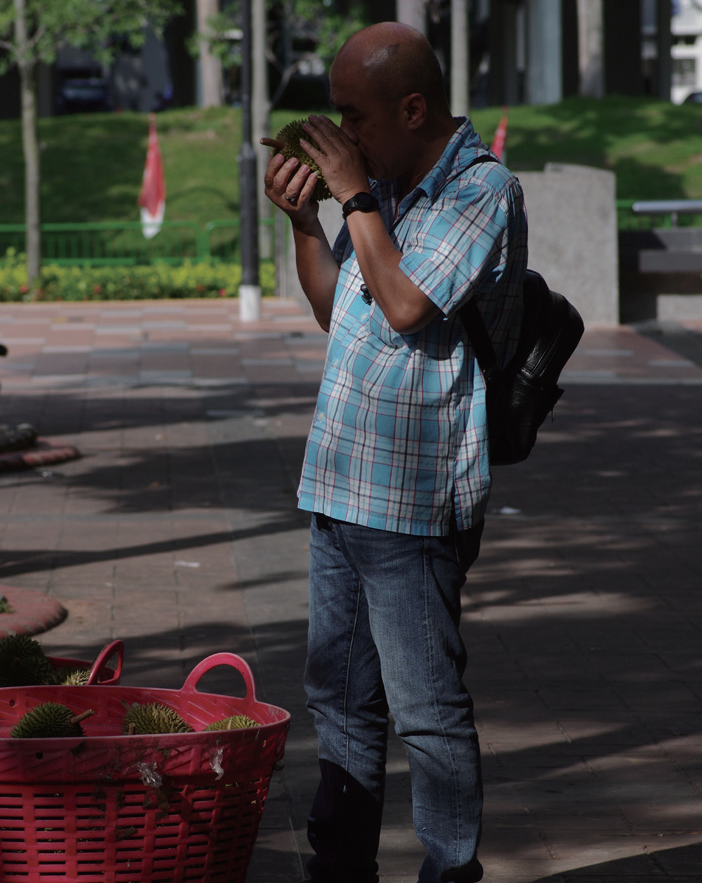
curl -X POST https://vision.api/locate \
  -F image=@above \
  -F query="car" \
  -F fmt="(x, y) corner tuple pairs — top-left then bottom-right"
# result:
(683, 90), (702, 105)
(56, 77), (111, 114)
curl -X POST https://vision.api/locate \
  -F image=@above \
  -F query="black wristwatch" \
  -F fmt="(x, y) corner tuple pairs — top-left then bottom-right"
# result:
(342, 192), (379, 219)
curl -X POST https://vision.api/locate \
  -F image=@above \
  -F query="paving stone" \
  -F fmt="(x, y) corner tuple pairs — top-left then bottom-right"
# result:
(0, 300), (700, 881)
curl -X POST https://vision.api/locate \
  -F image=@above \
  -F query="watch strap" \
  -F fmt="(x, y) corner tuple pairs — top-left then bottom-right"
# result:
(342, 192), (379, 219)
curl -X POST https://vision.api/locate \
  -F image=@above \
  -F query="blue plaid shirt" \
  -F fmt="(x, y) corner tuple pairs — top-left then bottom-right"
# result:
(298, 119), (528, 535)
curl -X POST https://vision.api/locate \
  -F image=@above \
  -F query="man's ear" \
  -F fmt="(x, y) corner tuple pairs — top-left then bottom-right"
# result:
(402, 92), (427, 130)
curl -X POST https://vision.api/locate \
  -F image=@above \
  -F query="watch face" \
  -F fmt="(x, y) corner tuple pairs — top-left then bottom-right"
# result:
(354, 193), (375, 211)
(343, 192), (378, 217)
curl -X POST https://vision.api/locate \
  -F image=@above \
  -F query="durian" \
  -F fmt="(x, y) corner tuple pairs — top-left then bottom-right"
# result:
(0, 595), (13, 614)
(0, 634), (54, 687)
(274, 119), (332, 202)
(53, 666), (92, 686)
(11, 702), (94, 738)
(122, 702), (194, 735)
(203, 714), (261, 731)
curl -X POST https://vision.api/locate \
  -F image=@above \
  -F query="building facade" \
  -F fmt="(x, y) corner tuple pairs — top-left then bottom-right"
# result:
(670, 0), (702, 102)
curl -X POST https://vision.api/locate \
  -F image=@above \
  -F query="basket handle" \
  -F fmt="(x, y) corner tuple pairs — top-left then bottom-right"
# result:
(86, 639), (124, 685)
(180, 652), (257, 700)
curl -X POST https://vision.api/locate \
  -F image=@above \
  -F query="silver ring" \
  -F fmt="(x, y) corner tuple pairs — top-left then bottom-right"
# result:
(285, 194), (298, 205)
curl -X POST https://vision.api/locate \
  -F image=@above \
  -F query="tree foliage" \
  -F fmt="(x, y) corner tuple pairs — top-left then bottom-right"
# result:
(0, 0), (180, 71)
(274, 0), (371, 66)
(196, 0), (371, 69)
(0, 0), (181, 282)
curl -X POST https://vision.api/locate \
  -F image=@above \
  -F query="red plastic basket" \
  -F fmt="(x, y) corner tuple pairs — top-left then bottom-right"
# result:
(0, 652), (290, 883)
(47, 638), (124, 685)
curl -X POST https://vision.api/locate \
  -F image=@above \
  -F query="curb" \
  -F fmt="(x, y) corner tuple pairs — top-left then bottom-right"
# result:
(0, 585), (68, 639)
(0, 441), (81, 474)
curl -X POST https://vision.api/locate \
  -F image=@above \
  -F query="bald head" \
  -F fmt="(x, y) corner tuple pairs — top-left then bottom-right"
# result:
(328, 22), (458, 190)
(333, 22), (450, 112)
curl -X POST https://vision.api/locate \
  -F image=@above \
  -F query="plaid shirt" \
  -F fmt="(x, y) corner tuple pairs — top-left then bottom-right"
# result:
(297, 119), (528, 536)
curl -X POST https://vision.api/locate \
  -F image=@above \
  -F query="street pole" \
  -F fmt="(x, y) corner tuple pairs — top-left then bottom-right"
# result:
(451, 0), (469, 116)
(239, 0), (261, 321)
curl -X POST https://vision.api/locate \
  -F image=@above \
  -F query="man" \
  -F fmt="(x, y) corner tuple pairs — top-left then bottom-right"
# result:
(263, 21), (527, 883)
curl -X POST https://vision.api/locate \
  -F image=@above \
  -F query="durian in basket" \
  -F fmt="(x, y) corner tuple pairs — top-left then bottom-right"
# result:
(11, 702), (94, 738)
(122, 701), (194, 735)
(204, 713), (260, 731)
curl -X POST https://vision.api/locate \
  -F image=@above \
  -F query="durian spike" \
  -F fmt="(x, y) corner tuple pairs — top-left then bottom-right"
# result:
(274, 119), (332, 202)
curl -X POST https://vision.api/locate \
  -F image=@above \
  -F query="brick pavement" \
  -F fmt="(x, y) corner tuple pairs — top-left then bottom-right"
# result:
(0, 298), (700, 882)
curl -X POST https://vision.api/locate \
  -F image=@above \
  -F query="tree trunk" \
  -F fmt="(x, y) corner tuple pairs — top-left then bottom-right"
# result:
(196, 0), (223, 107)
(14, 0), (41, 283)
(253, 0), (272, 259)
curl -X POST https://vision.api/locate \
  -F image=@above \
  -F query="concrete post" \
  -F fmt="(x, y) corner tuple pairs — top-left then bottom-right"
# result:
(451, 0), (470, 116)
(577, 0), (604, 97)
(525, 0), (563, 104)
(396, 0), (427, 33)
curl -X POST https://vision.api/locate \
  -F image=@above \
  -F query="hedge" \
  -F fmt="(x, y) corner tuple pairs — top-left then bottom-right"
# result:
(0, 250), (277, 302)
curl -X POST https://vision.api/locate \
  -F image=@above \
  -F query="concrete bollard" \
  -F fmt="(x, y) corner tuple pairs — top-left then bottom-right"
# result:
(239, 284), (261, 322)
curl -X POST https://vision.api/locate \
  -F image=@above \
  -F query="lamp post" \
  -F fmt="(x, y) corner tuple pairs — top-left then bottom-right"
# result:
(239, 0), (261, 321)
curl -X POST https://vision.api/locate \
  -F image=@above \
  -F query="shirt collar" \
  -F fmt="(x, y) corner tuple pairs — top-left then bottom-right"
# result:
(373, 117), (487, 219)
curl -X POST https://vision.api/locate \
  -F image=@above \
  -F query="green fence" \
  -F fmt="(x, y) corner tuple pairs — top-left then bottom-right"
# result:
(0, 219), (277, 267)
(4, 209), (701, 267)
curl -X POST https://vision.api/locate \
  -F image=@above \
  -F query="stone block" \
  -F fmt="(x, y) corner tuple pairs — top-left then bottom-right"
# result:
(518, 163), (619, 326)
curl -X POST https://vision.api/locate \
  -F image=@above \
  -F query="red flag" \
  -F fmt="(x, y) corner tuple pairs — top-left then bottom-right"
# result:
(138, 113), (166, 239)
(490, 107), (509, 162)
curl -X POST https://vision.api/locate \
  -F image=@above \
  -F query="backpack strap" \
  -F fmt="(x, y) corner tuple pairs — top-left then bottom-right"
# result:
(458, 152), (502, 383)
(459, 299), (500, 384)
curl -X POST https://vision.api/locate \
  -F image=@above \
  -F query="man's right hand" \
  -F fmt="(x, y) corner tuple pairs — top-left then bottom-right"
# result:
(261, 138), (320, 229)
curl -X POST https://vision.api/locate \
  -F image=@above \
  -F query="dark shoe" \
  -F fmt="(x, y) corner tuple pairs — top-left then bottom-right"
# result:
(0, 423), (38, 453)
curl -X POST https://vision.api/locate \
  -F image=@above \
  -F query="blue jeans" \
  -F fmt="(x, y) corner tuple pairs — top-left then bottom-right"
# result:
(304, 513), (485, 883)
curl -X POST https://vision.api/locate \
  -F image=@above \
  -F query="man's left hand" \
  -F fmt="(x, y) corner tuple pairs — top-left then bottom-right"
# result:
(300, 115), (370, 206)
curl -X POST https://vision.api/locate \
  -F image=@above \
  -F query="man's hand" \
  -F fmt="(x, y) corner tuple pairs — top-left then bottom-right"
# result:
(261, 137), (320, 230)
(260, 135), (340, 333)
(299, 116), (370, 206)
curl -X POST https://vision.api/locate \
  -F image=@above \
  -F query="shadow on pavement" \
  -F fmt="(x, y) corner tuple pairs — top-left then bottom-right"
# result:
(530, 841), (702, 881)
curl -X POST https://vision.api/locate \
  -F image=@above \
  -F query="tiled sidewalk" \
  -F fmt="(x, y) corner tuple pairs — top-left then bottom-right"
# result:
(0, 298), (700, 882)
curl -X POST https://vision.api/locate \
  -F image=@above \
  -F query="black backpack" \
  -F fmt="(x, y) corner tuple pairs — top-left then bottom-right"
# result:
(459, 269), (584, 465)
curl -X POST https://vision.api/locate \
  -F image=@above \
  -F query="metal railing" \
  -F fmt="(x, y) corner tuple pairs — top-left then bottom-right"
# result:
(3, 208), (701, 268)
(616, 199), (702, 230)
(0, 219), (277, 267)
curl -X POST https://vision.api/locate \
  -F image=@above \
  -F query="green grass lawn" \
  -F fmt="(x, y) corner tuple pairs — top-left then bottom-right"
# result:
(2, 95), (702, 226)
(482, 95), (702, 202)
